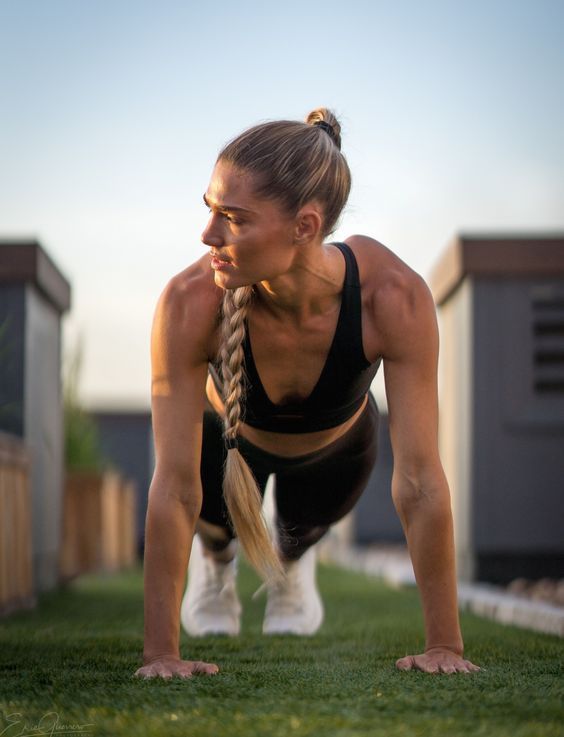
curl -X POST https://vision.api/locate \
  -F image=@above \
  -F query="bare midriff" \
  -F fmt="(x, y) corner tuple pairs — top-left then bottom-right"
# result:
(205, 374), (368, 458)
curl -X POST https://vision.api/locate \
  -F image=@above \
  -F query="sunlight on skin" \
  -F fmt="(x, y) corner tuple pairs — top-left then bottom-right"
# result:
(396, 649), (481, 674)
(151, 375), (172, 397)
(134, 656), (219, 679)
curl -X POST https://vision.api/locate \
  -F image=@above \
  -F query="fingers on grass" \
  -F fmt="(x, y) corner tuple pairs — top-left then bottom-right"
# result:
(439, 664), (456, 674)
(139, 666), (171, 680)
(192, 660), (220, 675)
(437, 659), (480, 675)
(135, 666), (160, 680)
(450, 663), (480, 675)
(464, 660), (481, 672)
(156, 666), (173, 679)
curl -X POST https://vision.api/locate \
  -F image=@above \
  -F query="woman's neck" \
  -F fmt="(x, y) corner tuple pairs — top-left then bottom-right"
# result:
(253, 242), (345, 321)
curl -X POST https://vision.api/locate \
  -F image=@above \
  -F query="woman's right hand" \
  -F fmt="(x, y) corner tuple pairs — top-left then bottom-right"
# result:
(134, 655), (219, 680)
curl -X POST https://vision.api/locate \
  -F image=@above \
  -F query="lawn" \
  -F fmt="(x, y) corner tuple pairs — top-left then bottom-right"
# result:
(0, 562), (563, 737)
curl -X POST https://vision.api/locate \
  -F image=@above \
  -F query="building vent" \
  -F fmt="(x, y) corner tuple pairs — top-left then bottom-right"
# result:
(532, 297), (564, 394)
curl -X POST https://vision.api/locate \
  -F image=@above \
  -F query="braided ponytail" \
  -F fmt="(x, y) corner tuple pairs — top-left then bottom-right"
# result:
(214, 106), (350, 580)
(220, 287), (284, 581)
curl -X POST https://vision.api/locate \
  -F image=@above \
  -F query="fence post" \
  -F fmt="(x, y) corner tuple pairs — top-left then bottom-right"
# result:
(0, 431), (34, 615)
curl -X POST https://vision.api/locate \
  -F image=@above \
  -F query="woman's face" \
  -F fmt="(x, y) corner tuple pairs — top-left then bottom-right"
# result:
(201, 160), (300, 289)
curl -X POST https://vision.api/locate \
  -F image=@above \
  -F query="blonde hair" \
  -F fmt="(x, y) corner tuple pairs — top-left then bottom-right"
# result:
(218, 108), (350, 581)
(220, 107), (350, 237)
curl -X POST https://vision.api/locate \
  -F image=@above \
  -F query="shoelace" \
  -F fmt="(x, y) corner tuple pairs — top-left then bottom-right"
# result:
(192, 560), (238, 609)
(252, 568), (304, 615)
(252, 583), (267, 600)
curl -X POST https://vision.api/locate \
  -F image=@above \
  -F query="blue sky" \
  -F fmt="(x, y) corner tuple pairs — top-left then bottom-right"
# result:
(1, 0), (563, 407)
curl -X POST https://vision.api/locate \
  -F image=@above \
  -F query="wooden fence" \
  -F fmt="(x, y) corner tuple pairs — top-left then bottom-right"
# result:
(59, 469), (138, 581)
(0, 432), (34, 616)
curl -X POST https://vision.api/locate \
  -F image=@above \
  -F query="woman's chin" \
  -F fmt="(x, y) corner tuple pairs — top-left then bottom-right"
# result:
(212, 270), (251, 291)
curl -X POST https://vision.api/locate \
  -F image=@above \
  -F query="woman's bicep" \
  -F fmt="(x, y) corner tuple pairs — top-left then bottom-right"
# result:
(381, 276), (442, 478)
(149, 279), (212, 495)
(383, 348), (441, 479)
(151, 368), (208, 490)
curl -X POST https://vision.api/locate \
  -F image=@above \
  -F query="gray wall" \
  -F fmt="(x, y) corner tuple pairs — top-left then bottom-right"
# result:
(0, 287), (25, 436)
(471, 278), (564, 581)
(438, 275), (564, 582)
(24, 285), (64, 590)
(353, 410), (403, 544)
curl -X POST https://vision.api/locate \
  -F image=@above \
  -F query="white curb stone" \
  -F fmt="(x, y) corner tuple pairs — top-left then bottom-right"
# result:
(324, 544), (564, 638)
(457, 583), (564, 637)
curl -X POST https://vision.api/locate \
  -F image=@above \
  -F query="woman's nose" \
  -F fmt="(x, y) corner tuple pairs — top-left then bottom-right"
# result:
(201, 215), (223, 248)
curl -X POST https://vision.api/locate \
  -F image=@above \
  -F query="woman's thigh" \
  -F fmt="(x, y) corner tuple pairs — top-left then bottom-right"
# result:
(200, 394), (379, 532)
(274, 394), (379, 528)
(199, 408), (270, 531)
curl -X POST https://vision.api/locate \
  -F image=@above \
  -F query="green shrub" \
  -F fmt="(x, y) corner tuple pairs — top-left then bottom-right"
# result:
(64, 403), (105, 471)
(63, 335), (106, 471)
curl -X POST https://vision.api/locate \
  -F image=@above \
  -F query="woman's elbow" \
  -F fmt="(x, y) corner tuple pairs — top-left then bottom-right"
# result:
(391, 465), (451, 516)
(148, 470), (203, 521)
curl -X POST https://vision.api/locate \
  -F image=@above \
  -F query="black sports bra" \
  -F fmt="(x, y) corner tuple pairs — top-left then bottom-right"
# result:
(209, 242), (381, 433)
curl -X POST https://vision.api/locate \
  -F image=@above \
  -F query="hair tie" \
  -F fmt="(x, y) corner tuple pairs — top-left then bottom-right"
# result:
(225, 436), (239, 451)
(313, 120), (334, 137)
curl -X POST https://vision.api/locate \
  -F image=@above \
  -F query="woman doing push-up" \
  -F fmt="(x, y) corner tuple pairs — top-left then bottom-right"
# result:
(134, 108), (480, 679)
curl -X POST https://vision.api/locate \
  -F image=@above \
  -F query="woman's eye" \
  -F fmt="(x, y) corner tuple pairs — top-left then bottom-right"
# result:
(204, 204), (242, 226)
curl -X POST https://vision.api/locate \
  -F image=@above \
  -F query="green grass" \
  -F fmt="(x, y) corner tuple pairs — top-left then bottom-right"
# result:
(1, 562), (563, 737)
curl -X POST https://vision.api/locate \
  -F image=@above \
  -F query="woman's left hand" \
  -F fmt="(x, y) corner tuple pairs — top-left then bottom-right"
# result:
(396, 647), (480, 674)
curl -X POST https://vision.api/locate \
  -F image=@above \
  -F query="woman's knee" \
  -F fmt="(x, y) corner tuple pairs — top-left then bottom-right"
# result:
(196, 518), (235, 551)
(276, 521), (330, 560)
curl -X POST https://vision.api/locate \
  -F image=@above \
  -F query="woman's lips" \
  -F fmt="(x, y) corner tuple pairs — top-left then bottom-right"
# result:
(210, 253), (231, 271)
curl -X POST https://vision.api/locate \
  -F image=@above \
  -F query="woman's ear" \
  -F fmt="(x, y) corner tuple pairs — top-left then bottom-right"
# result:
(293, 204), (323, 245)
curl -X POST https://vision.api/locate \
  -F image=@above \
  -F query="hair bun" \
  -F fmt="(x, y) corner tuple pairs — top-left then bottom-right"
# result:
(306, 108), (342, 150)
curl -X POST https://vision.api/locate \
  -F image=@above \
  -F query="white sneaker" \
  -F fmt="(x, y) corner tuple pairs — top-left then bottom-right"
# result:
(180, 534), (242, 636)
(260, 545), (324, 635)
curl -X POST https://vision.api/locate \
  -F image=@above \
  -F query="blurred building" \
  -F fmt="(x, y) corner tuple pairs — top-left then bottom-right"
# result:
(353, 411), (402, 544)
(91, 409), (153, 555)
(430, 233), (564, 582)
(0, 240), (70, 591)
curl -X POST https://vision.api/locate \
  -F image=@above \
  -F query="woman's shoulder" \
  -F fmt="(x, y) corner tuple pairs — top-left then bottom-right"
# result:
(343, 234), (436, 351)
(343, 234), (431, 304)
(159, 254), (223, 310)
(153, 254), (223, 360)
(161, 253), (222, 307)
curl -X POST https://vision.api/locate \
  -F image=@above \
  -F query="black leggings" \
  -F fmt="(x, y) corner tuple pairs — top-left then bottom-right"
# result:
(199, 393), (379, 560)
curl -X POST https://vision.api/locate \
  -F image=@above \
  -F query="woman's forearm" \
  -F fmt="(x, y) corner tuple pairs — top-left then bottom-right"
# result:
(395, 485), (463, 654)
(142, 486), (200, 664)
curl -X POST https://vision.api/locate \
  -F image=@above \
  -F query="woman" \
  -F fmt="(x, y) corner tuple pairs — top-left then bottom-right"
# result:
(134, 108), (480, 679)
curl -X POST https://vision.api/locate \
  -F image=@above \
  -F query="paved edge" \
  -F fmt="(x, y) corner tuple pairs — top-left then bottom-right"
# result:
(322, 545), (564, 638)
(457, 583), (564, 637)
